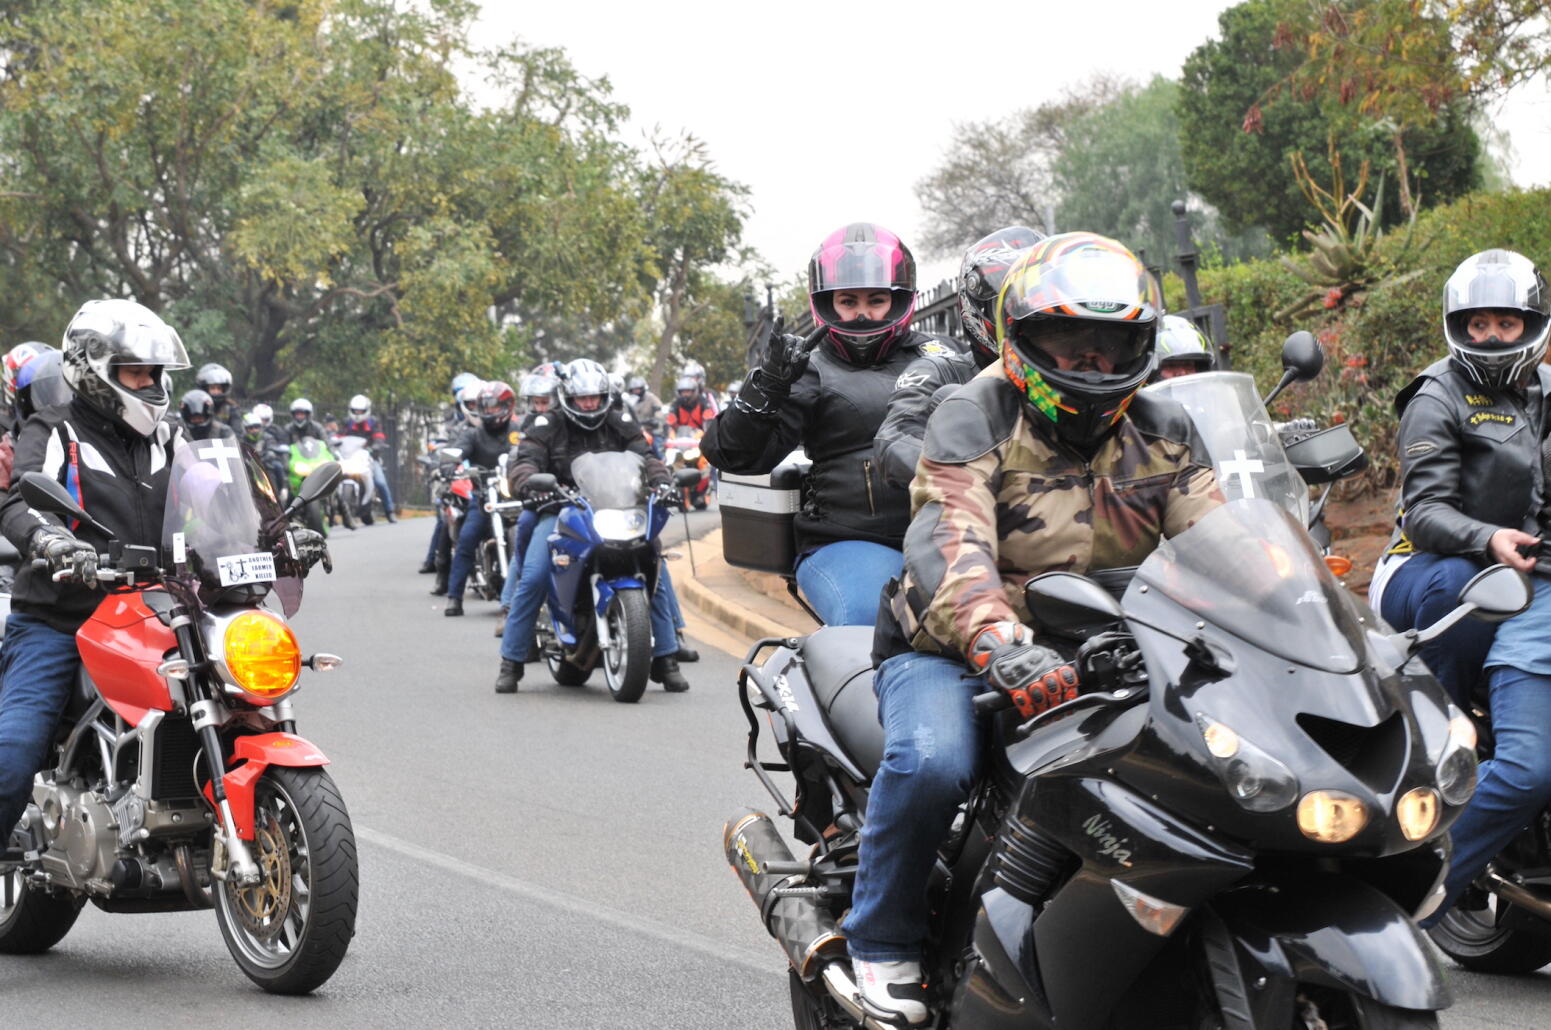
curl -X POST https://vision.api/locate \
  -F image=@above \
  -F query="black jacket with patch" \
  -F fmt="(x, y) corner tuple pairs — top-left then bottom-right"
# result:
(508, 408), (668, 497)
(1, 398), (183, 633)
(703, 330), (965, 554)
(1385, 357), (1550, 558)
(451, 418), (521, 471)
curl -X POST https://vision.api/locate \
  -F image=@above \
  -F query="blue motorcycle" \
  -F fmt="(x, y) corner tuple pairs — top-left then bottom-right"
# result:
(524, 452), (697, 703)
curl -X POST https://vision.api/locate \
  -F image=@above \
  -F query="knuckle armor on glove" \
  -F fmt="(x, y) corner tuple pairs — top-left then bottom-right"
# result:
(968, 621), (1079, 719)
(33, 528), (99, 585)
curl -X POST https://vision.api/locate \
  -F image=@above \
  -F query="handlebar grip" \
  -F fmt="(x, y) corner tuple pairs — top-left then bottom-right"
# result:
(30, 558), (46, 570)
(973, 691), (1011, 715)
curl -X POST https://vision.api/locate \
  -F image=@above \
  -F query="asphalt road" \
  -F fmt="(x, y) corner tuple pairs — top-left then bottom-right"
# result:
(7, 514), (1551, 1027)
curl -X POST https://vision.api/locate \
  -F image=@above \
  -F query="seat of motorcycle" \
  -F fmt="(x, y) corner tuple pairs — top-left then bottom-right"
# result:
(800, 627), (884, 779)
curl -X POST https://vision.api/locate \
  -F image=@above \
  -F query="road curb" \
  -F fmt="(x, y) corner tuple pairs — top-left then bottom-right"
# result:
(677, 568), (806, 643)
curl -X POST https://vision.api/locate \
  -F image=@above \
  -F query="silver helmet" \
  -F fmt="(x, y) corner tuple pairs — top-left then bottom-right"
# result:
(1443, 249), (1551, 391)
(61, 299), (189, 437)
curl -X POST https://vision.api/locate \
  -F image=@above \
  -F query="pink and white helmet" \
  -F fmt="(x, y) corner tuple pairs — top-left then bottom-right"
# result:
(807, 222), (917, 366)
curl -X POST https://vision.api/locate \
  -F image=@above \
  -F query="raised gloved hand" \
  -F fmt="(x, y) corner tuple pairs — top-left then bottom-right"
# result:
(31, 527), (99, 587)
(291, 526), (332, 574)
(968, 622), (1079, 718)
(757, 317), (827, 387)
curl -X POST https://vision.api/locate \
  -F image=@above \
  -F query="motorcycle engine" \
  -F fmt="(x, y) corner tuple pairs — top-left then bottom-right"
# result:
(34, 779), (120, 892)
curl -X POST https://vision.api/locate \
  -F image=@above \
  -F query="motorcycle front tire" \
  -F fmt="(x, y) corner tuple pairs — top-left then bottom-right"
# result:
(603, 588), (651, 704)
(213, 766), (358, 995)
(336, 483), (359, 531)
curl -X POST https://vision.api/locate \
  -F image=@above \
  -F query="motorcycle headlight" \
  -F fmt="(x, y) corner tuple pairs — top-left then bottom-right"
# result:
(1397, 787), (1441, 841)
(1436, 712), (1478, 806)
(1194, 714), (1299, 812)
(594, 507), (647, 541)
(221, 611), (301, 703)
(1297, 790), (1369, 843)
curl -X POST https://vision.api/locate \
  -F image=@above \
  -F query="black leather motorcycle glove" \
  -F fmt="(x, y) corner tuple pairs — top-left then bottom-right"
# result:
(290, 526), (332, 574)
(968, 622), (1079, 719)
(650, 480), (679, 506)
(30, 526), (99, 587)
(740, 319), (827, 415)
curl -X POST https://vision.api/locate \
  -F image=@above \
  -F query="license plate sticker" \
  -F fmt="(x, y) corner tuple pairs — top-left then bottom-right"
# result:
(216, 552), (276, 587)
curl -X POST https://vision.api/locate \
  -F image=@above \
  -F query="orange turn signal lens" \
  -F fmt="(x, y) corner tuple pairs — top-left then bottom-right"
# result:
(223, 611), (301, 700)
(1324, 555), (1353, 577)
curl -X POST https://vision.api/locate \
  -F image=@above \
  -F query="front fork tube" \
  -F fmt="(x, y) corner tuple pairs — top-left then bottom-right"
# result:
(172, 606), (261, 886)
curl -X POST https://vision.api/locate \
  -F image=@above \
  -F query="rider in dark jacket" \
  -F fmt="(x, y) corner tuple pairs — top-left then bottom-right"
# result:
(442, 381), (520, 617)
(495, 359), (688, 693)
(874, 226), (1042, 489)
(1370, 249), (1551, 931)
(703, 222), (965, 625)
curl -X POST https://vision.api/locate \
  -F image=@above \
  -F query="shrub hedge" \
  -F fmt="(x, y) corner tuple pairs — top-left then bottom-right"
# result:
(1163, 187), (1551, 492)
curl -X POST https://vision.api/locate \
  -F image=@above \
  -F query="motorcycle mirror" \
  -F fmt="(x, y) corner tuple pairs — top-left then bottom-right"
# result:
(296, 462), (343, 505)
(18, 471), (112, 538)
(526, 472), (558, 494)
(673, 468), (702, 488)
(1412, 565), (1531, 647)
(1459, 564), (1532, 622)
(1264, 330), (1326, 407)
(1024, 571), (1125, 637)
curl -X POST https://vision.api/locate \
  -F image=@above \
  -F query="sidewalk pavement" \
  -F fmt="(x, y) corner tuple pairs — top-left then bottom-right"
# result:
(671, 527), (813, 646)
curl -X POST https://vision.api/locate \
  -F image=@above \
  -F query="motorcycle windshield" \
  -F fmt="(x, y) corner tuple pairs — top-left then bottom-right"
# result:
(336, 436), (368, 458)
(1133, 497), (1364, 673)
(1141, 372), (1309, 525)
(162, 438), (297, 610)
(292, 437), (327, 460)
(570, 450), (646, 508)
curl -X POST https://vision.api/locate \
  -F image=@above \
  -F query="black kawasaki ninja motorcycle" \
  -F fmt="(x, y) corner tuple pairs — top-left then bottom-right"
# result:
(725, 458), (1526, 1026)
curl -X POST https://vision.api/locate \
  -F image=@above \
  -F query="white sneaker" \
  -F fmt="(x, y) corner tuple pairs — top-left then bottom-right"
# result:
(853, 958), (929, 1026)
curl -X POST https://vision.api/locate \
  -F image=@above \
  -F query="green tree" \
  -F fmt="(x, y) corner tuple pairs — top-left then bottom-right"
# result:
(1053, 76), (1266, 270)
(0, 0), (656, 404)
(1177, 0), (1482, 242)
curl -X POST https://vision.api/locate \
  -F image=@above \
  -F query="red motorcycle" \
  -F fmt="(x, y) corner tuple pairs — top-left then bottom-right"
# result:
(0, 441), (356, 994)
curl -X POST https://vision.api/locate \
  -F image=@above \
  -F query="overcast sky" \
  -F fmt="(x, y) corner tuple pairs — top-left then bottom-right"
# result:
(476, 1), (1551, 290)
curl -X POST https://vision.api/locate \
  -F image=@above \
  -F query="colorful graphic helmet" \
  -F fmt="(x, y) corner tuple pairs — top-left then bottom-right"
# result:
(477, 380), (516, 432)
(3, 342), (45, 408)
(997, 232), (1160, 450)
(1443, 249), (1551, 391)
(807, 222), (917, 366)
(559, 358), (611, 430)
(1154, 314), (1216, 377)
(61, 299), (190, 438)
(958, 226), (1044, 366)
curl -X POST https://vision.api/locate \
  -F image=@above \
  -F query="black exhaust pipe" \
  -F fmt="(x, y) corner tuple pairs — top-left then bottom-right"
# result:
(724, 809), (847, 980)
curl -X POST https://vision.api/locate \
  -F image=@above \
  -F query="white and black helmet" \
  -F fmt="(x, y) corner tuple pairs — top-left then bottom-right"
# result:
(559, 358), (611, 430)
(61, 299), (190, 437)
(290, 397), (314, 418)
(1443, 249), (1551, 391)
(348, 393), (371, 418)
(195, 362), (233, 396)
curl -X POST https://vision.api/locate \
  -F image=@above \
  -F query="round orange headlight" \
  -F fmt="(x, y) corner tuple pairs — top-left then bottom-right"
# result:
(223, 611), (301, 701)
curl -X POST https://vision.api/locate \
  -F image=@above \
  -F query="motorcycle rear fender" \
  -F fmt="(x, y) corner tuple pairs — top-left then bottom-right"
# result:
(1208, 873), (1449, 1014)
(202, 732), (329, 841)
(743, 644), (867, 784)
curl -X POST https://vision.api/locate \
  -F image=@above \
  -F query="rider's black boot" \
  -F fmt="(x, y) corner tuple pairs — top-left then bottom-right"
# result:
(495, 658), (522, 693)
(650, 655), (689, 692)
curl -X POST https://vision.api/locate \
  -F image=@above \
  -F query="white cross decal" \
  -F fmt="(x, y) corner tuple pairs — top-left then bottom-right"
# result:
(1219, 449), (1264, 499)
(196, 438), (246, 484)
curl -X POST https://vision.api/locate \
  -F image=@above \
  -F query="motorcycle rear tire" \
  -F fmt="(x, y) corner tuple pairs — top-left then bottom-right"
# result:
(603, 588), (651, 704)
(213, 766), (358, 995)
(1199, 984), (1438, 1030)
(0, 869), (84, 954)
(788, 969), (846, 1030)
(1429, 897), (1551, 973)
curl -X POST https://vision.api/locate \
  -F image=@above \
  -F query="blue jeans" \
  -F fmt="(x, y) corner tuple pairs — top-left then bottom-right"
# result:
(1378, 553), (1495, 707)
(841, 651), (986, 960)
(795, 541), (904, 627)
(369, 459), (394, 514)
(0, 613), (82, 837)
(1423, 664), (1551, 925)
(447, 502), (492, 600)
(1485, 572), (1551, 674)
(499, 515), (678, 662)
(500, 510), (539, 609)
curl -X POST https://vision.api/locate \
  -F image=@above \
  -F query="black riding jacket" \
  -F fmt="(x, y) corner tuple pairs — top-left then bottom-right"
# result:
(508, 408), (668, 498)
(703, 330), (965, 554)
(451, 418), (521, 471)
(0, 398), (183, 633)
(874, 349), (987, 490)
(1384, 356), (1551, 558)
